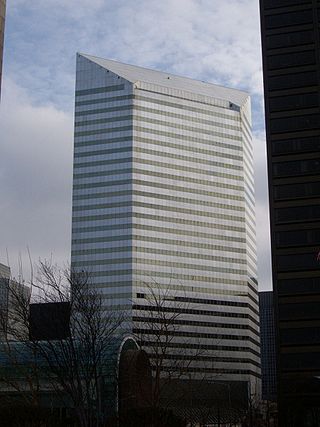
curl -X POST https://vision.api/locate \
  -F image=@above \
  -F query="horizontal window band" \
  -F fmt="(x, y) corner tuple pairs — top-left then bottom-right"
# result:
(72, 213), (245, 233)
(75, 84), (125, 96)
(134, 112), (240, 132)
(73, 179), (244, 202)
(74, 146), (132, 158)
(73, 151), (242, 174)
(72, 224), (245, 245)
(75, 125), (132, 137)
(73, 184), (244, 204)
(134, 95), (240, 122)
(73, 169), (243, 191)
(72, 201), (245, 222)
(72, 190), (245, 213)
(136, 158), (243, 181)
(74, 137), (242, 162)
(71, 246), (131, 257)
(72, 234), (132, 244)
(134, 135), (241, 158)
(75, 105), (240, 131)
(101, 292), (132, 300)
(153, 365), (261, 377)
(73, 157), (131, 169)
(132, 316), (259, 337)
(75, 133), (241, 154)
(134, 146), (242, 170)
(74, 136), (132, 148)
(88, 279), (251, 299)
(75, 94), (134, 107)
(72, 223), (132, 233)
(134, 101), (241, 124)
(75, 95), (241, 123)
(88, 283), (248, 299)
(75, 104), (132, 117)
(91, 264), (247, 279)
(139, 338), (260, 358)
(134, 304), (259, 327)
(73, 160), (242, 182)
(147, 354), (261, 369)
(75, 114), (131, 128)
(74, 149), (242, 173)
(172, 295), (258, 316)
(134, 124), (242, 143)
(74, 168), (132, 179)
(71, 255), (247, 275)
(71, 254), (247, 270)
(134, 328), (260, 347)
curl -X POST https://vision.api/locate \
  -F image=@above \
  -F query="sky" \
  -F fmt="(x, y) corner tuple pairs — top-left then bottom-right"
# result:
(0, 0), (272, 290)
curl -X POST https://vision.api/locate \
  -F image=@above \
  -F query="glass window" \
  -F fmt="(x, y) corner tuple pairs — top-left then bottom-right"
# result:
(277, 252), (320, 271)
(273, 158), (320, 177)
(268, 71), (317, 91)
(266, 30), (314, 49)
(264, 0), (310, 8)
(278, 277), (320, 296)
(274, 181), (320, 200)
(279, 301), (320, 320)
(272, 136), (320, 155)
(268, 50), (315, 70)
(280, 327), (320, 345)
(269, 92), (318, 113)
(265, 10), (313, 29)
(270, 114), (320, 133)
(276, 228), (320, 247)
(275, 204), (320, 223)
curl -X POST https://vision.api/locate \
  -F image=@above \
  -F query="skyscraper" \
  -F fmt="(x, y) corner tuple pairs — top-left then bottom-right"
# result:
(259, 291), (276, 401)
(259, 0), (320, 423)
(71, 54), (260, 395)
(0, 0), (6, 98)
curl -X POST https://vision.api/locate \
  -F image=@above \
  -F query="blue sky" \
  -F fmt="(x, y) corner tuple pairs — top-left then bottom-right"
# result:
(0, 0), (271, 289)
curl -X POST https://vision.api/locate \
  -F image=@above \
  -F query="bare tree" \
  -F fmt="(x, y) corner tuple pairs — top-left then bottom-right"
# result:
(0, 261), (126, 427)
(132, 281), (223, 425)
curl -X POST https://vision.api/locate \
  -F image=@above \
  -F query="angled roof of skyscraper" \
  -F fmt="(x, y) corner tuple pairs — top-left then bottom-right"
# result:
(79, 53), (249, 108)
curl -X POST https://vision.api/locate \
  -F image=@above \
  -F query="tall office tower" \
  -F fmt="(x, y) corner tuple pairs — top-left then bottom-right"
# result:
(260, 0), (320, 423)
(0, 262), (10, 314)
(71, 54), (260, 396)
(259, 291), (276, 401)
(0, 263), (31, 339)
(0, 0), (5, 98)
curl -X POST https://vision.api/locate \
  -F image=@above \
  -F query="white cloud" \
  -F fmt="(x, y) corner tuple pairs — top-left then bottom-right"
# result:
(2, 0), (271, 289)
(0, 79), (73, 278)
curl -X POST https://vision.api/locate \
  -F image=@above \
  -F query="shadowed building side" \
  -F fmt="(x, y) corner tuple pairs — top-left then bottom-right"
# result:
(259, 0), (320, 424)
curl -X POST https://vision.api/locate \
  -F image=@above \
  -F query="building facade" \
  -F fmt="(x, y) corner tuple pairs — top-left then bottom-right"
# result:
(259, 0), (320, 424)
(0, 0), (6, 99)
(259, 291), (277, 401)
(71, 54), (260, 395)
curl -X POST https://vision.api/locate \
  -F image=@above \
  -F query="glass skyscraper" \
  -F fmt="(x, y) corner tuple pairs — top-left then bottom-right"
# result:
(260, 0), (320, 423)
(71, 54), (260, 393)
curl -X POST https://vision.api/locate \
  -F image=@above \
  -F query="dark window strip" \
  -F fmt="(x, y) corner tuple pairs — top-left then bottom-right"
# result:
(75, 84), (125, 96)
(134, 304), (259, 327)
(75, 94), (134, 107)
(133, 316), (259, 336)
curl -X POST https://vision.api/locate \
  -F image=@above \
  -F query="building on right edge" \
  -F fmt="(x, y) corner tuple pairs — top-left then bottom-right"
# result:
(259, 1), (320, 424)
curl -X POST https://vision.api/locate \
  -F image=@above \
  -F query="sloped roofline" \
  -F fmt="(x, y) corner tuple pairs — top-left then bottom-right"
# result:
(78, 53), (249, 108)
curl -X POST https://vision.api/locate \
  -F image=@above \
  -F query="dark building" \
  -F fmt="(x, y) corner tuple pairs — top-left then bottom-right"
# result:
(0, 0), (5, 98)
(259, 291), (277, 401)
(29, 302), (71, 341)
(259, 0), (320, 424)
